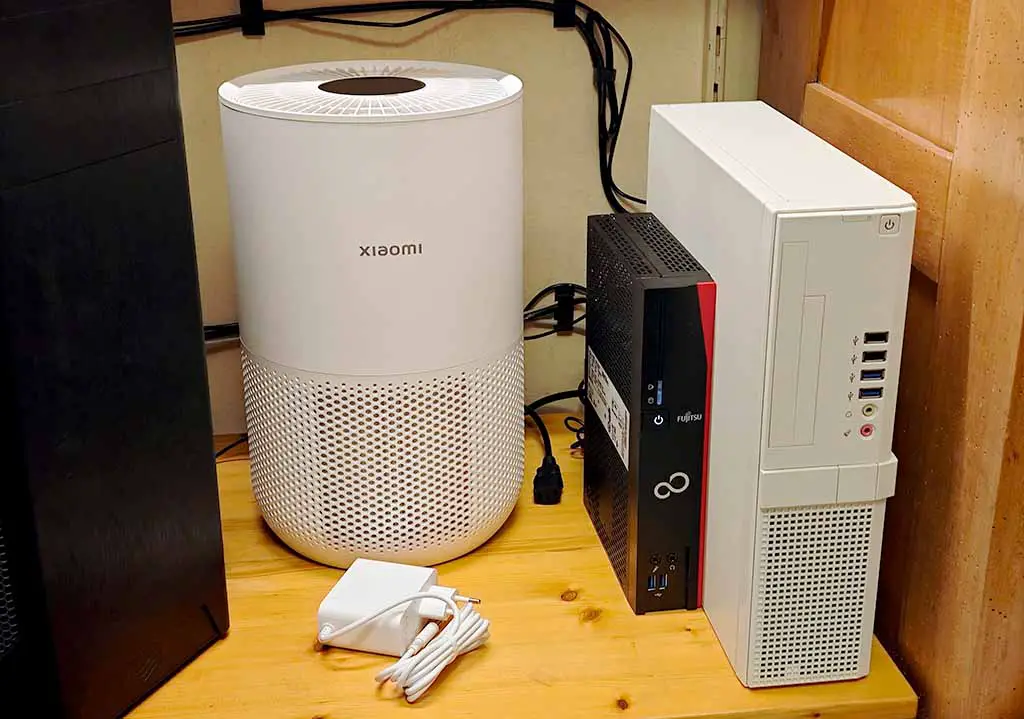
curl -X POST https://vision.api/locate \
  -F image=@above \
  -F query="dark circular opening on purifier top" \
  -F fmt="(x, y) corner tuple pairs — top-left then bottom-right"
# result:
(318, 76), (426, 96)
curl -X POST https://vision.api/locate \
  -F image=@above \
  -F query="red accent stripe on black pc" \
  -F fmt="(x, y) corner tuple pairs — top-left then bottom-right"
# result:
(695, 280), (716, 606)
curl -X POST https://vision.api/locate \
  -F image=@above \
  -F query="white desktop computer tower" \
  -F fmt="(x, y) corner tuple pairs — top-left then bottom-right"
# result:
(647, 101), (914, 687)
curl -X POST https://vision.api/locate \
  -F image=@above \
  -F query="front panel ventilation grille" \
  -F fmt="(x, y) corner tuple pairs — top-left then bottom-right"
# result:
(750, 503), (879, 686)
(625, 214), (704, 273)
(241, 344), (524, 568)
(0, 520), (18, 659)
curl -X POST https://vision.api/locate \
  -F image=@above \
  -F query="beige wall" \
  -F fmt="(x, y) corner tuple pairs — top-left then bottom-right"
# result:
(173, 2), (760, 432)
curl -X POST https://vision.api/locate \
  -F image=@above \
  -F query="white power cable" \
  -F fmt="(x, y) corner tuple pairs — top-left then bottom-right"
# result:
(316, 590), (489, 703)
(377, 603), (490, 702)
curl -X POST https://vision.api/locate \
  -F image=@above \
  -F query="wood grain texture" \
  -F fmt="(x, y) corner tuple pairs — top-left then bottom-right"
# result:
(876, 1), (1024, 716)
(130, 420), (917, 719)
(969, 327), (1024, 718)
(875, 269), (936, 653)
(757, 0), (823, 119)
(801, 83), (950, 281)
(818, 0), (971, 150)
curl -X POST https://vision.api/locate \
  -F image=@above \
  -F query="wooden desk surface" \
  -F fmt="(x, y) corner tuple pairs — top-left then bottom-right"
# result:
(131, 418), (917, 719)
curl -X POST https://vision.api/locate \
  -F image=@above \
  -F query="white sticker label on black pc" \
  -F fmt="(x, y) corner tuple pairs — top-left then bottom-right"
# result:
(587, 347), (630, 468)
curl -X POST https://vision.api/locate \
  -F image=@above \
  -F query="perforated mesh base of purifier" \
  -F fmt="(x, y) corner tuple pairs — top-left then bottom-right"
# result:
(749, 502), (881, 687)
(0, 520), (17, 659)
(241, 344), (524, 567)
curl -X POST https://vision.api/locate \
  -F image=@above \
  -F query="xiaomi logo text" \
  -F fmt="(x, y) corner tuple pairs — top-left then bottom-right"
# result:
(359, 244), (423, 257)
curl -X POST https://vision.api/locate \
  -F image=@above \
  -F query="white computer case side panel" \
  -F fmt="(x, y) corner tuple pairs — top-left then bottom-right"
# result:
(649, 106), (777, 680)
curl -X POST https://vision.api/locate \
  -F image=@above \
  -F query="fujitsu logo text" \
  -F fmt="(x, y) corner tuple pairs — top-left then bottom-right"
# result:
(359, 244), (423, 257)
(676, 410), (703, 424)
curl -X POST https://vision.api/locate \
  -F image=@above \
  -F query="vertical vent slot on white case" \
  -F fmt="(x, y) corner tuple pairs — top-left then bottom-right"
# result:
(768, 242), (824, 447)
(750, 503), (877, 686)
(0, 520), (18, 659)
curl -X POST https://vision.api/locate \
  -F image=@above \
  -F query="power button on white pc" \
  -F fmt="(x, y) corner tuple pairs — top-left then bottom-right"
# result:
(879, 214), (901, 235)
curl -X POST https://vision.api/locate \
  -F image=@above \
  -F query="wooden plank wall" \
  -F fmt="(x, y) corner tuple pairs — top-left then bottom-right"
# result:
(757, 0), (826, 120)
(761, 1), (1024, 717)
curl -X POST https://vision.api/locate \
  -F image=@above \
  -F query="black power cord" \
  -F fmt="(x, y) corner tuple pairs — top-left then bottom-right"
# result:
(524, 382), (585, 504)
(173, 1), (645, 212)
(564, 414), (584, 451)
(204, 322), (240, 342)
(215, 434), (249, 459)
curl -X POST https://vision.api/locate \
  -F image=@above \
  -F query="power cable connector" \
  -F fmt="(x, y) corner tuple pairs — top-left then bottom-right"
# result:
(532, 455), (564, 505)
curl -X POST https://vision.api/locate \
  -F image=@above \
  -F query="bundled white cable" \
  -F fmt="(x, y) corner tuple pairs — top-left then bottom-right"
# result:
(315, 560), (491, 703)
(376, 603), (490, 702)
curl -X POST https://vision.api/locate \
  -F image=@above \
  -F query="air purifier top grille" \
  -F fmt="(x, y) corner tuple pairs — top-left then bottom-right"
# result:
(0, 520), (18, 659)
(219, 60), (523, 123)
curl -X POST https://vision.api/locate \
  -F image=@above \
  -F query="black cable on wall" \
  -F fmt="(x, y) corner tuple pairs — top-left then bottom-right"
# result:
(174, 1), (645, 213)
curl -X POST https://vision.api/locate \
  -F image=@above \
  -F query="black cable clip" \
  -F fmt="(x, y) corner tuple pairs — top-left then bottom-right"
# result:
(553, 0), (575, 28)
(553, 284), (576, 333)
(593, 67), (617, 88)
(240, 0), (266, 36)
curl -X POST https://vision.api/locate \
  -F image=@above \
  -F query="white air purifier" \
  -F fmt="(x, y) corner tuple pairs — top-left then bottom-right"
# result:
(648, 101), (914, 687)
(218, 61), (525, 568)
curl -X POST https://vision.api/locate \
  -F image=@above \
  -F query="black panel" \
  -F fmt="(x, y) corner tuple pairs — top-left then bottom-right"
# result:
(0, 142), (228, 718)
(0, 69), (179, 188)
(0, 0), (122, 19)
(0, 2), (229, 712)
(0, 0), (172, 103)
(0, 300), (64, 714)
(585, 213), (714, 615)
(636, 285), (709, 611)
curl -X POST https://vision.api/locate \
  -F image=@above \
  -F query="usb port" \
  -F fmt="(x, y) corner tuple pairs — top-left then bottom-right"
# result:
(657, 574), (669, 591)
(656, 380), (663, 405)
(862, 350), (887, 363)
(861, 368), (886, 381)
(859, 387), (883, 399)
(864, 331), (890, 344)
(647, 575), (657, 592)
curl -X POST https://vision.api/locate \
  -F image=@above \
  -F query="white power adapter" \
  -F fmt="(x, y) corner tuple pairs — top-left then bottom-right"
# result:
(315, 558), (490, 703)
(317, 559), (455, 656)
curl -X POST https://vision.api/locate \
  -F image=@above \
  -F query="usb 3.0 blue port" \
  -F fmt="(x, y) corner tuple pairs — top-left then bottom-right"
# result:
(647, 575), (657, 592)
(859, 387), (883, 399)
(656, 380), (663, 405)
